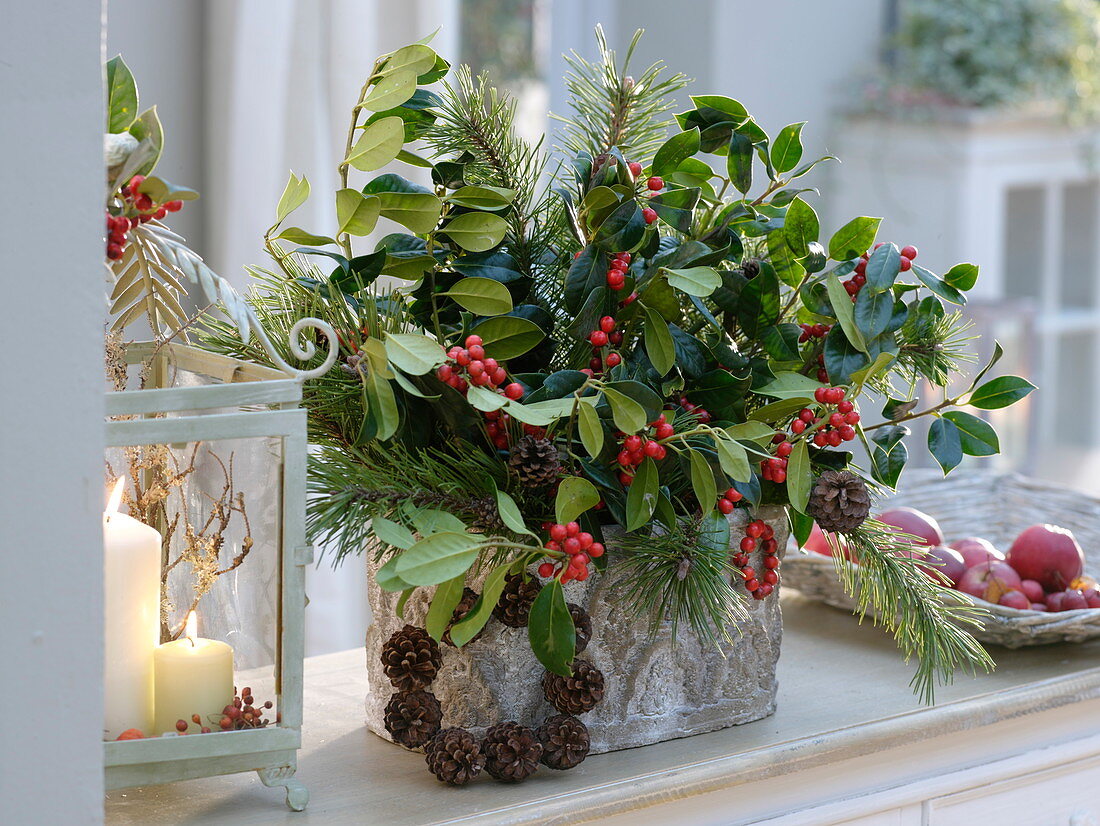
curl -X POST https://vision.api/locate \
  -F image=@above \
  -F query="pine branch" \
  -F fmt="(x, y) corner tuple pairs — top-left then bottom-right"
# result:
(896, 309), (977, 387)
(831, 518), (993, 703)
(609, 516), (748, 646)
(553, 26), (689, 162)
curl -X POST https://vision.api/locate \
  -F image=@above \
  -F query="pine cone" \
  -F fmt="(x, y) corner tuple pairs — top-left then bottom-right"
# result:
(507, 435), (562, 488)
(442, 587), (483, 647)
(493, 573), (541, 628)
(807, 470), (872, 533)
(542, 659), (605, 715)
(482, 721), (543, 782)
(537, 714), (590, 770)
(425, 728), (485, 785)
(566, 602), (592, 654)
(384, 689), (442, 749)
(380, 625), (442, 691)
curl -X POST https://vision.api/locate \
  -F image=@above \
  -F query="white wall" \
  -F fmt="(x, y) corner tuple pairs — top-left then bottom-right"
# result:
(0, 1), (106, 822)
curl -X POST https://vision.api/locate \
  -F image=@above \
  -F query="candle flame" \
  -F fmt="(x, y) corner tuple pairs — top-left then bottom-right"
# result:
(184, 610), (198, 643)
(106, 478), (125, 516)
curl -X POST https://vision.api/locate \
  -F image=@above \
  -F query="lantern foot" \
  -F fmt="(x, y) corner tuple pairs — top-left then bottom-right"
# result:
(258, 765), (309, 812)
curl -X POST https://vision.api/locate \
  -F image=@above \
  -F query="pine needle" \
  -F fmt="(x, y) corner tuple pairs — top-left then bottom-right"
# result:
(553, 26), (689, 162)
(831, 518), (993, 703)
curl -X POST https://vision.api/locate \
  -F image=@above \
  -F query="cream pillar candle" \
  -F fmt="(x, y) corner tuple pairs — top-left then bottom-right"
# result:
(103, 479), (160, 739)
(154, 611), (234, 734)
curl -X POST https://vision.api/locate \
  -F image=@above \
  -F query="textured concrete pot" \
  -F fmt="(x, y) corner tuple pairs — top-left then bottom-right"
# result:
(364, 506), (788, 754)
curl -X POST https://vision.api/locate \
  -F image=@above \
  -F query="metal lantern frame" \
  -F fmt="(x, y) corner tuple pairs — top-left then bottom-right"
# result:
(103, 335), (333, 812)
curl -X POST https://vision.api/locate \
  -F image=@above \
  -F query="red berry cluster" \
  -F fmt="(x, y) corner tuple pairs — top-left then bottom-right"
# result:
(733, 519), (779, 600)
(616, 414), (675, 486)
(760, 436), (793, 484)
(585, 316), (624, 375)
(814, 353), (829, 383)
(798, 322), (831, 343)
(606, 252), (632, 291)
(217, 686), (274, 731)
(678, 396), (712, 424)
(716, 486), (744, 515)
(845, 242), (919, 299)
(437, 334), (524, 402)
(787, 386), (860, 448)
(537, 522), (605, 583)
(641, 176), (663, 225)
(483, 409), (513, 450)
(105, 174), (184, 260)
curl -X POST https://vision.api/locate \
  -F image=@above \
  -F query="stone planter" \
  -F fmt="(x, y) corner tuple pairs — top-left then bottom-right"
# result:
(364, 506), (789, 754)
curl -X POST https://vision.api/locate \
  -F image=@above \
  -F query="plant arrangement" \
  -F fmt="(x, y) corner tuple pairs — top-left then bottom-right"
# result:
(860, 0), (1100, 120)
(202, 29), (1035, 707)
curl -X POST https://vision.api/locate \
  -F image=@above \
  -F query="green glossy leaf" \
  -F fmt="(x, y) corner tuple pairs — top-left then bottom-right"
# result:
(443, 276), (513, 315)
(410, 508), (466, 536)
(376, 556), (413, 591)
(136, 176), (199, 203)
(641, 305), (675, 375)
(726, 132), (754, 194)
(652, 128), (701, 178)
(789, 508), (814, 549)
(662, 266), (721, 297)
(425, 575), (466, 641)
(928, 417), (963, 474)
(758, 371), (822, 400)
(106, 55), (138, 132)
(967, 375), (1036, 409)
(625, 457), (660, 530)
(371, 516), (415, 549)
(577, 401), (604, 459)
(593, 199), (645, 251)
(336, 189), (382, 236)
(564, 245), (611, 313)
(277, 227), (338, 247)
(555, 476), (601, 525)
(445, 185), (516, 210)
(649, 187), (700, 233)
(726, 421), (778, 441)
(864, 243), (901, 293)
(395, 588), (414, 619)
(768, 231), (806, 288)
(363, 69), (417, 111)
(384, 333), (446, 375)
(473, 316), (545, 359)
(854, 287), (894, 340)
(602, 387), (647, 434)
(715, 436), (752, 482)
(942, 410), (999, 457)
(465, 384), (508, 412)
(494, 486), (537, 538)
(828, 216), (881, 261)
(944, 262), (979, 291)
(364, 176), (442, 233)
(276, 172), (310, 225)
(761, 324), (802, 361)
(394, 531), (480, 586)
(528, 580), (575, 676)
(912, 264), (967, 306)
(365, 369), (400, 441)
(823, 324), (871, 385)
(448, 564), (509, 647)
(784, 197), (819, 259)
(380, 44), (438, 77)
(771, 122), (806, 173)
(440, 212), (509, 252)
(127, 107), (163, 177)
(346, 116), (405, 171)
(825, 272), (867, 352)
(786, 440), (811, 513)
(687, 448), (718, 510)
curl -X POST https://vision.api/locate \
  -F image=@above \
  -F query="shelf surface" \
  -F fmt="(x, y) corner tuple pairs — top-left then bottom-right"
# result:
(104, 593), (1100, 825)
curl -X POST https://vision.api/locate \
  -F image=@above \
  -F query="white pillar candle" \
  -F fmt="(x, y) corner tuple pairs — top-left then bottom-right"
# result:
(103, 479), (160, 739)
(154, 611), (234, 734)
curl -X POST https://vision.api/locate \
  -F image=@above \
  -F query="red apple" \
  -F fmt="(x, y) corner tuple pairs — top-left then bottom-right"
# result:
(998, 590), (1030, 610)
(1030, 602), (1049, 612)
(1084, 588), (1100, 609)
(950, 537), (1004, 568)
(1020, 579), (1045, 603)
(805, 522), (849, 559)
(957, 561), (1023, 603)
(1006, 524), (1085, 592)
(878, 507), (944, 547)
(1061, 589), (1088, 611)
(1046, 591), (1065, 612)
(916, 546), (966, 586)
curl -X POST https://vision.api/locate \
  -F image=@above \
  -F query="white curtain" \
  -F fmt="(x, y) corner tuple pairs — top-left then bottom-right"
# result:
(200, 0), (459, 656)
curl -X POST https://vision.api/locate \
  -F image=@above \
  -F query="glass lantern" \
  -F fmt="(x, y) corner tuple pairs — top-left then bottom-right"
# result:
(102, 334), (332, 811)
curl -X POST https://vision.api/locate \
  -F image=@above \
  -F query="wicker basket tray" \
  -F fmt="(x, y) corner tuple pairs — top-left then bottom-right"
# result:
(782, 470), (1100, 647)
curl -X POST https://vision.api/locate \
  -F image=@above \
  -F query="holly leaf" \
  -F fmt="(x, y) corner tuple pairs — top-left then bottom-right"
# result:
(528, 580), (575, 676)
